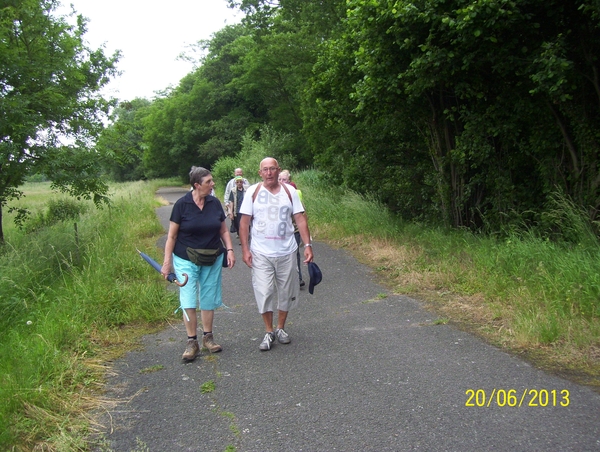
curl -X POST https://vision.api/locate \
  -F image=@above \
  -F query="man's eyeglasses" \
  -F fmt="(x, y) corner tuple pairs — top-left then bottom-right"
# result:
(261, 167), (279, 173)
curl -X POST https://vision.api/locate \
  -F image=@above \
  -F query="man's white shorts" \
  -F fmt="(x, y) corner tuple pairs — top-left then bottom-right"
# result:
(251, 251), (299, 314)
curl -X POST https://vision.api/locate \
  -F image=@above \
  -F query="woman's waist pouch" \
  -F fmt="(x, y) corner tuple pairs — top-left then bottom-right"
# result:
(186, 247), (223, 266)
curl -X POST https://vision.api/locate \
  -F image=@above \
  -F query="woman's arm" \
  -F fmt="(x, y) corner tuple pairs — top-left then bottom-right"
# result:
(161, 221), (179, 278)
(219, 220), (236, 268)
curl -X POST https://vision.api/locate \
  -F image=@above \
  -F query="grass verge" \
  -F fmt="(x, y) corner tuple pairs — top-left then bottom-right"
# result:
(0, 179), (181, 451)
(297, 169), (600, 390)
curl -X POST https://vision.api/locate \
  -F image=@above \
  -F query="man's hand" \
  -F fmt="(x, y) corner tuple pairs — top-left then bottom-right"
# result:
(303, 246), (314, 264)
(242, 249), (253, 268)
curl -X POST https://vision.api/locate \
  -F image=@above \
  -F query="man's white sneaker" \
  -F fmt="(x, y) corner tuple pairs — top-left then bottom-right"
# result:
(259, 332), (275, 351)
(275, 328), (291, 344)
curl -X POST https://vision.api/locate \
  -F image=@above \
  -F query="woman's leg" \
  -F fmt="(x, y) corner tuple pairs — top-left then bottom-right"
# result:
(184, 309), (197, 336)
(174, 254), (201, 361)
(200, 309), (214, 333)
(201, 309), (222, 352)
(198, 261), (224, 353)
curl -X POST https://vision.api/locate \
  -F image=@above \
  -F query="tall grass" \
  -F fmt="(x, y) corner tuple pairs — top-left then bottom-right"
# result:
(0, 180), (179, 450)
(297, 169), (401, 239)
(297, 170), (600, 364)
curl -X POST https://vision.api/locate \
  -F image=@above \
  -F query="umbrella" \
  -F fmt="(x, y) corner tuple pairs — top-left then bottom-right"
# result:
(136, 249), (188, 287)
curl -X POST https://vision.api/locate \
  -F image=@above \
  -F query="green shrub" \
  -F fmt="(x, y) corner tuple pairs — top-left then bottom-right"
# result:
(22, 198), (88, 233)
(46, 198), (87, 223)
(212, 126), (299, 192)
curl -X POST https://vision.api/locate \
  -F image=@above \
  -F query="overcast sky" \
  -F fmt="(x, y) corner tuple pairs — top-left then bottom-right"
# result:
(57, 0), (243, 101)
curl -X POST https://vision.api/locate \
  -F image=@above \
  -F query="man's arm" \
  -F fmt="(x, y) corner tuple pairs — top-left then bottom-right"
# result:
(239, 214), (252, 267)
(226, 191), (234, 218)
(223, 180), (233, 204)
(294, 212), (313, 264)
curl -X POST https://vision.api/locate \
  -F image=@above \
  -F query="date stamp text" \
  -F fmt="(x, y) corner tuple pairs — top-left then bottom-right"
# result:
(465, 389), (570, 407)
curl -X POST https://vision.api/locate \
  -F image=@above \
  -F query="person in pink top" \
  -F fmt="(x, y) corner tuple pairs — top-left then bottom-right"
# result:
(279, 169), (306, 289)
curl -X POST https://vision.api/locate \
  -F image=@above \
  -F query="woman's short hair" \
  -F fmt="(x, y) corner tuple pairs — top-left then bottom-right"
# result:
(189, 166), (211, 187)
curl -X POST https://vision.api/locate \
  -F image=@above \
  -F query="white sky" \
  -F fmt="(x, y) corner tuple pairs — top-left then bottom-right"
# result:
(57, 0), (243, 101)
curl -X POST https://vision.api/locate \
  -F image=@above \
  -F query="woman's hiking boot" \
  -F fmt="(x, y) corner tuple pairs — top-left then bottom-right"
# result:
(182, 339), (200, 361)
(202, 333), (223, 353)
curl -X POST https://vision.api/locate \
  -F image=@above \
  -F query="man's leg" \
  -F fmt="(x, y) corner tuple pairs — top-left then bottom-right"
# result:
(276, 310), (288, 330)
(252, 252), (277, 351)
(274, 253), (297, 345)
(275, 308), (291, 344)
(262, 311), (274, 332)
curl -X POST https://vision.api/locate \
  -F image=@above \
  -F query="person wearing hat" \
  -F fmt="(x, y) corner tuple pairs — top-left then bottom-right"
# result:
(226, 175), (246, 237)
(224, 168), (249, 205)
(238, 157), (314, 351)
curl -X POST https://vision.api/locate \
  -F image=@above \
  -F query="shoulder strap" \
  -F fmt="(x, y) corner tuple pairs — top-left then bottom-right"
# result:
(252, 183), (263, 203)
(281, 183), (292, 203)
(252, 182), (292, 204)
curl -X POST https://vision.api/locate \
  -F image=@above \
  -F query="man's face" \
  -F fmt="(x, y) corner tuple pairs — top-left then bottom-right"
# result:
(259, 160), (280, 186)
(235, 179), (244, 188)
(235, 169), (243, 177)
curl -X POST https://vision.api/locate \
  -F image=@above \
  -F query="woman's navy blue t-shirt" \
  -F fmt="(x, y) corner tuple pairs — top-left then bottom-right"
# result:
(170, 191), (225, 260)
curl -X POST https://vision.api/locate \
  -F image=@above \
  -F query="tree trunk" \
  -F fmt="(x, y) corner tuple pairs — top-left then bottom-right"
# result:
(0, 205), (4, 244)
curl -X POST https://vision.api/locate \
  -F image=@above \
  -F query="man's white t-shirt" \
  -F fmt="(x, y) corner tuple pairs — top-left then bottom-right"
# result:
(239, 183), (305, 257)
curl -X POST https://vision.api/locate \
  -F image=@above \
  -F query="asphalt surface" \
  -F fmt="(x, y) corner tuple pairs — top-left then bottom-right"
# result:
(94, 187), (600, 452)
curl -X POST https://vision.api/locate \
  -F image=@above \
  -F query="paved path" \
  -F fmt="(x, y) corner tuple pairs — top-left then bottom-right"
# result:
(95, 188), (600, 451)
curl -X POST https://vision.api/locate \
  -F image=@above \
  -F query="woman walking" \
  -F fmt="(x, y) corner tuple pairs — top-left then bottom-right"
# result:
(161, 166), (236, 361)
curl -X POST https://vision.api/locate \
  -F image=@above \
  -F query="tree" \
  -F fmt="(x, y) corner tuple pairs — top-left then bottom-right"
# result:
(0, 0), (119, 242)
(304, 0), (600, 232)
(231, 0), (348, 165)
(96, 98), (151, 181)
(140, 24), (265, 180)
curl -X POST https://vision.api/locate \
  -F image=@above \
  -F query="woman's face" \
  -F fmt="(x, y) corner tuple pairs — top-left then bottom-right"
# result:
(279, 174), (290, 184)
(195, 175), (214, 194)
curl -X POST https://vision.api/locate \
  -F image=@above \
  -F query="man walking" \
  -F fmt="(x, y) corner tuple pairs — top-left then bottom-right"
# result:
(239, 158), (313, 351)
(224, 168), (249, 205)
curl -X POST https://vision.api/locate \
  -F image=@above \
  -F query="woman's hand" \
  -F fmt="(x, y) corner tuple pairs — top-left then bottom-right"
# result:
(160, 263), (172, 280)
(226, 249), (236, 269)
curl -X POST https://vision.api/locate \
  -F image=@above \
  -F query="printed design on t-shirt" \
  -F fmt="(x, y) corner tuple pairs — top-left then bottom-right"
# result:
(254, 188), (291, 240)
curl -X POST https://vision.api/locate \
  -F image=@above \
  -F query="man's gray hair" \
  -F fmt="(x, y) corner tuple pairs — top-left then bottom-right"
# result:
(189, 166), (211, 187)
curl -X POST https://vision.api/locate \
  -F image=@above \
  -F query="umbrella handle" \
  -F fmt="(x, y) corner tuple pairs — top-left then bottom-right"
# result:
(168, 272), (188, 287)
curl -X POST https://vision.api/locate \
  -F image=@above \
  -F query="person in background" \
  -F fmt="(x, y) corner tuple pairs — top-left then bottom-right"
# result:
(278, 169), (297, 189)
(279, 169), (306, 288)
(224, 168), (249, 206)
(162, 166), (236, 362)
(239, 158), (313, 351)
(227, 176), (246, 237)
